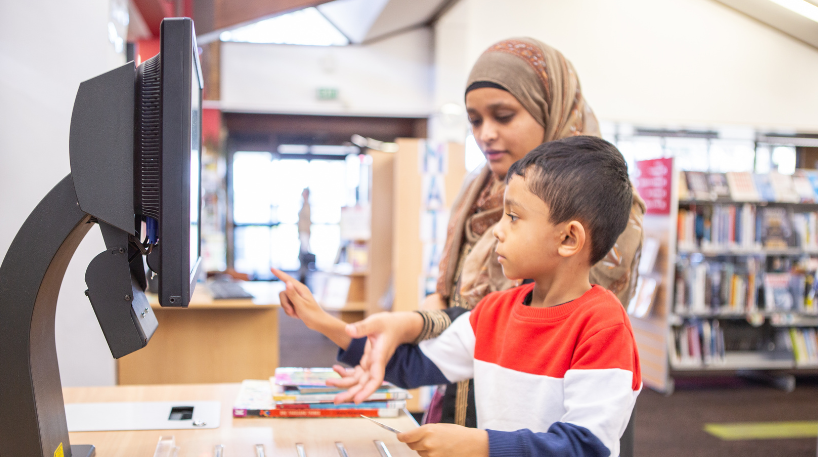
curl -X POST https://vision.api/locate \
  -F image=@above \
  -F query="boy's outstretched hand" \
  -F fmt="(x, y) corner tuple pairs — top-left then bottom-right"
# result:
(397, 424), (489, 457)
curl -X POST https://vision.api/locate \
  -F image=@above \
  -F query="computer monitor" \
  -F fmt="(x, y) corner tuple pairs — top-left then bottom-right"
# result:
(139, 18), (203, 307)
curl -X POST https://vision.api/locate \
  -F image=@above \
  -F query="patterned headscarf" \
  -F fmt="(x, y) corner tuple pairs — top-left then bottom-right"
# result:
(437, 37), (602, 304)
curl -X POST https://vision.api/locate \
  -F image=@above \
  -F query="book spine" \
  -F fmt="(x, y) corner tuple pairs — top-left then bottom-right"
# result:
(233, 408), (400, 418)
(278, 401), (407, 410)
(274, 392), (411, 403)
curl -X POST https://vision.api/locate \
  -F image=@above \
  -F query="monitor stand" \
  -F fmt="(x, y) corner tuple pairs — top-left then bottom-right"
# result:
(0, 175), (149, 457)
(72, 445), (96, 457)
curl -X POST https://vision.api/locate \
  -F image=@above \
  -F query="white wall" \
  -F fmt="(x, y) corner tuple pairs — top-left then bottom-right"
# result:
(434, 0), (818, 133)
(0, 1), (125, 386)
(220, 27), (434, 116)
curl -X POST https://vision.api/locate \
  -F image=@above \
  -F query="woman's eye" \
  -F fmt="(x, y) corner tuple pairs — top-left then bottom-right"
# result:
(468, 117), (482, 127)
(495, 113), (514, 123)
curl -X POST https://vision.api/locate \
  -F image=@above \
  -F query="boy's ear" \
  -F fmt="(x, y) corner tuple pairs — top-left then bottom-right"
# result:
(557, 220), (586, 259)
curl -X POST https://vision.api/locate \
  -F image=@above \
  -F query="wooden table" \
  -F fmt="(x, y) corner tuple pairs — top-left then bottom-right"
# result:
(118, 282), (284, 385)
(65, 383), (419, 456)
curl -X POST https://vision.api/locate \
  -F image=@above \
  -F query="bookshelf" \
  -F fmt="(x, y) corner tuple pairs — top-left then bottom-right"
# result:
(631, 159), (818, 394)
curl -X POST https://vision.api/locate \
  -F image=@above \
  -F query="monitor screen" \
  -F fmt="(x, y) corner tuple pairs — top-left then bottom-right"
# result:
(190, 49), (202, 279)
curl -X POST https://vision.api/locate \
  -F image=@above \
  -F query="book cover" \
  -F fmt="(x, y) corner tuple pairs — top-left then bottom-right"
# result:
(685, 171), (711, 200)
(707, 173), (731, 200)
(764, 273), (794, 311)
(752, 174), (776, 202)
(769, 172), (799, 203)
(792, 173), (816, 203)
(725, 172), (760, 202)
(760, 207), (794, 248)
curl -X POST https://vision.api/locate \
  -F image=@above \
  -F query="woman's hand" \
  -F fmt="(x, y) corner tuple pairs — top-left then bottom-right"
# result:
(398, 424), (489, 457)
(419, 293), (447, 311)
(326, 311), (424, 403)
(270, 268), (351, 349)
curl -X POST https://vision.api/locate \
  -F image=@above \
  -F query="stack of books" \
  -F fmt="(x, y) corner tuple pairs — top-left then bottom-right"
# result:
(233, 367), (411, 418)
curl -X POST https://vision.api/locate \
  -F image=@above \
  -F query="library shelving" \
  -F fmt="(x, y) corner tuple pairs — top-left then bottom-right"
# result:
(631, 159), (818, 394)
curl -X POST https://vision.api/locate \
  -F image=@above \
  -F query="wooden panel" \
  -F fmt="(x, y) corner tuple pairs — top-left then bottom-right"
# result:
(65, 383), (419, 457)
(392, 140), (466, 312)
(118, 308), (279, 384)
(367, 150), (395, 316)
(392, 139), (423, 312)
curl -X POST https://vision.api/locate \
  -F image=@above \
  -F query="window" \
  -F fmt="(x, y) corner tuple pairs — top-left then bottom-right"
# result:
(231, 148), (357, 279)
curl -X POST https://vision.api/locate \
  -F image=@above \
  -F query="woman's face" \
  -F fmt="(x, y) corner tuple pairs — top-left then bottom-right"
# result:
(466, 87), (545, 179)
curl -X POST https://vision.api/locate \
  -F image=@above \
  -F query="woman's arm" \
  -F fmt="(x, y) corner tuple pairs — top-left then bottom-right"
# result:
(271, 268), (352, 349)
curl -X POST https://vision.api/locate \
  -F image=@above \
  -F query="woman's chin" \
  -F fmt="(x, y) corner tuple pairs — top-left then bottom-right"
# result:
(486, 160), (511, 179)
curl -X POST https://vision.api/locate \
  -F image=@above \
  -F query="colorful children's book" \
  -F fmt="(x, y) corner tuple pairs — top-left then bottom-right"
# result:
(678, 171), (690, 201)
(232, 380), (405, 418)
(792, 172), (816, 203)
(273, 367), (341, 387)
(271, 384), (411, 403)
(769, 172), (799, 203)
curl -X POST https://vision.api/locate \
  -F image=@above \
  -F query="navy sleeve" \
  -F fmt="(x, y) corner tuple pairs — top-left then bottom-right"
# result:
(336, 338), (449, 389)
(487, 422), (610, 457)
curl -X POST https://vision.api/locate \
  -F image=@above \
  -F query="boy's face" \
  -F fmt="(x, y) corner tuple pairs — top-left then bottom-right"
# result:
(493, 174), (581, 281)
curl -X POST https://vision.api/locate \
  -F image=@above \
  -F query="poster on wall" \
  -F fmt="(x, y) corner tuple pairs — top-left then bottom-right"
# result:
(635, 158), (673, 215)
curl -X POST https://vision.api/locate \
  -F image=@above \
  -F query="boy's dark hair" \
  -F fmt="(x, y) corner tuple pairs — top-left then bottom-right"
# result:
(506, 136), (632, 265)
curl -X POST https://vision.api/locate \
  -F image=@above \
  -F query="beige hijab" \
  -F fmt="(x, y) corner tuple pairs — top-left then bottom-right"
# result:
(437, 37), (645, 308)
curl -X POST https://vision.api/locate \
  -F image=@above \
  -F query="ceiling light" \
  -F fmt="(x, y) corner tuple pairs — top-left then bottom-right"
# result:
(770, 0), (818, 23)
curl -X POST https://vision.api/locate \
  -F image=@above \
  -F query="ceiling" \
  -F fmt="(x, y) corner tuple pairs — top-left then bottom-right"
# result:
(317, 0), (454, 44)
(714, 0), (818, 49)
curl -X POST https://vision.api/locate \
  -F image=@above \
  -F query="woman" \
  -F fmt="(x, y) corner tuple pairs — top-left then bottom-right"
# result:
(274, 37), (645, 428)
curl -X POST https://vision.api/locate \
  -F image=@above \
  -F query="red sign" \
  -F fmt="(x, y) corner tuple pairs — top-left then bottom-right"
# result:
(635, 158), (673, 215)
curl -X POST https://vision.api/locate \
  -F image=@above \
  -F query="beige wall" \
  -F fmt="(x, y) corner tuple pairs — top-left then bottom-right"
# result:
(434, 0), (818, 132)
(220, 27), (434, 116)
(0, 0), (125, 386)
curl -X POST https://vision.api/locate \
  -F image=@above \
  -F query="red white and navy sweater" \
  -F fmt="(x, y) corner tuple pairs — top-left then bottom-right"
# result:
(338, 283), (642, 457)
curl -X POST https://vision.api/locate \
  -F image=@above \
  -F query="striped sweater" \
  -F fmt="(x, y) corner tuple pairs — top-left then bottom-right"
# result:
(339, 283), (641, 456)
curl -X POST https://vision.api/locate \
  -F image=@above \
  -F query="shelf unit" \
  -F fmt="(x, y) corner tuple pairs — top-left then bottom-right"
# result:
(631, 160), (818, 394)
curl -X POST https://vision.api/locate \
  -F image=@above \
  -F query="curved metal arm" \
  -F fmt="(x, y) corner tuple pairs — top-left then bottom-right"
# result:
(0, 174), (152, 457)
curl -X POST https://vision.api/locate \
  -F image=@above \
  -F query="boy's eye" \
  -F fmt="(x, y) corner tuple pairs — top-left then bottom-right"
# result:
(506, 213), (518, 222)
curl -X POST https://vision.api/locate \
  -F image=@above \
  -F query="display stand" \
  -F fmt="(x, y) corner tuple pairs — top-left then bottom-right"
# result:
(0, 62), (158, 456)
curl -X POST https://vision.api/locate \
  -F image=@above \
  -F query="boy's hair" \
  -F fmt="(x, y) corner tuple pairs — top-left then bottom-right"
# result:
(505, 136), (632, 265)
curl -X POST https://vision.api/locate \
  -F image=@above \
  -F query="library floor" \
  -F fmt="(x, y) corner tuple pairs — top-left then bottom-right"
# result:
(279, 309), (818, 457)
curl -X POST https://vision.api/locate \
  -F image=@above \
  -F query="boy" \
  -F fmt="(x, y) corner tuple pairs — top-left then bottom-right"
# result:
(275, 136), (640, 456)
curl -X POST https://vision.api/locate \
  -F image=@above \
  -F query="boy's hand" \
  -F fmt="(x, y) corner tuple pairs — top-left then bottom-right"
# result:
(398, 424), (489, 457)
(325, 312), (424, 404)
(270, 268), (328, 331)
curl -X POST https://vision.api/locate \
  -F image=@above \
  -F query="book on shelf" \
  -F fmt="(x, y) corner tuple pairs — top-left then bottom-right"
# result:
(678, 171), (690, 201)
(627, 277), (658, 318)
(768, 172), (800, 203)
(677, 203), (760, 251)
(674, 258), (758, 315)
(725, 172), (760, 202)
(782, 328), (818, 366)
(791, 172), (816, 203)
(707, 173), (731, 200)
(760, 207), (795, 249)
(685, 171), (711, 200)
(752, 174), (777, 202)
(668, 319), (726, 367)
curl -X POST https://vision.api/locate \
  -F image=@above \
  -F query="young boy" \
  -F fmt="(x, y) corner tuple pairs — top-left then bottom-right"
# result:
(275, 136), (640, 457)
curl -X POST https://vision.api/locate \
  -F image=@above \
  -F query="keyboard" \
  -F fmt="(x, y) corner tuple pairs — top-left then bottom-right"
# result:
(208, 281), (255, 300)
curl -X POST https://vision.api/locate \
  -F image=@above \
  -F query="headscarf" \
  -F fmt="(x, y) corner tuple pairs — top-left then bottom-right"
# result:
(436, 37), (605, 305)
